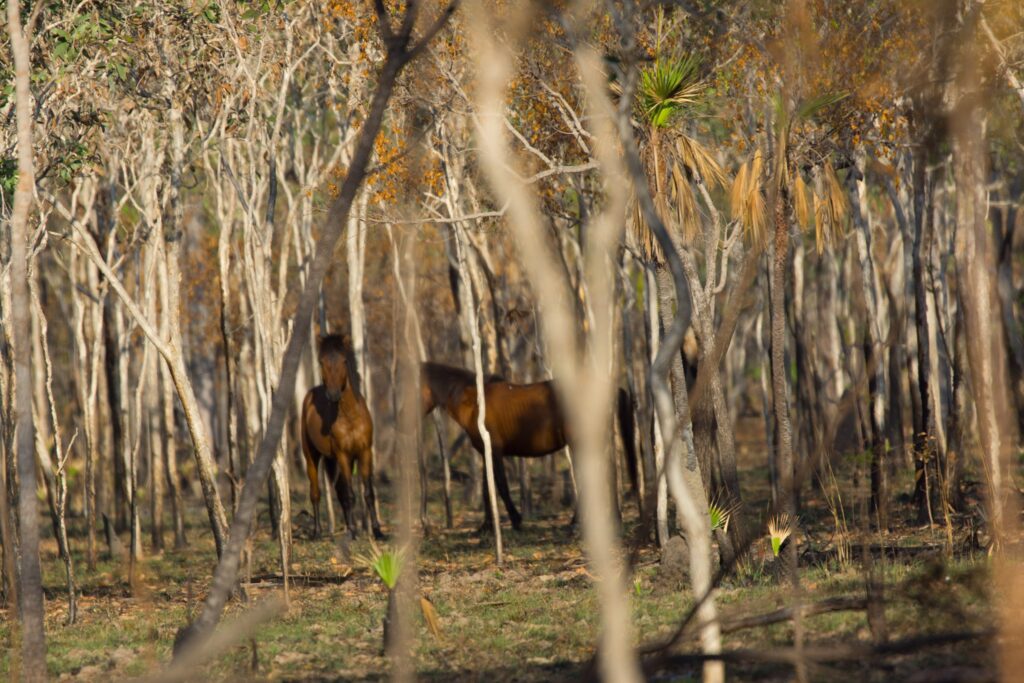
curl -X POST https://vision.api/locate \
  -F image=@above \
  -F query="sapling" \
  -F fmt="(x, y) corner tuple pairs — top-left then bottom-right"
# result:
(767, 514), (794, 557)
(355, 541), (405, 652)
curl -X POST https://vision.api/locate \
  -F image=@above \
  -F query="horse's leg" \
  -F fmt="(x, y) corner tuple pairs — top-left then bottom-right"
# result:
(333, 454), (358, 539)
(494, 453), (522, 530)
(301, 428), (322, 538)
(358, 448), (385, 540)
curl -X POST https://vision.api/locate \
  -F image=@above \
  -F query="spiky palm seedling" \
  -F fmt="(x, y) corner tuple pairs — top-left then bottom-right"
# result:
(355, 541), (406, 652)
(708, 496), (739, 534)
(767, 514), (795, 557)
(355, 541), (405, 590)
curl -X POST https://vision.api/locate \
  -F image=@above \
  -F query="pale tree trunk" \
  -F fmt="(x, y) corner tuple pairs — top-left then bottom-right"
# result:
(348, 189), (371, 402)
(951, 20), (1024, 681)
(215, 197), (241, 513)
(951, 59), (1010, 544)
(911, 152), (937, 522)
(158, 259), (186, 549)
(65, 205), (231, 556)
(850, 168), (888, 530)
(7, 0), (47, 674)
(454, 221), (504, 559)
(646, 266), (669, 546)
(161, 77), (230, 556)
(389, 219), (423, 683)
(127, 238), (161, 576)
(71, 244), (103, 567)
(438, 137), (484, 518)
(471, 13), (651, 679)
(30, 263), (79, 624)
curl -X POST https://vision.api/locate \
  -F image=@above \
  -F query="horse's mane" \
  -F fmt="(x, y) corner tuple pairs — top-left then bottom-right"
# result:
(421, 362), (504, 405)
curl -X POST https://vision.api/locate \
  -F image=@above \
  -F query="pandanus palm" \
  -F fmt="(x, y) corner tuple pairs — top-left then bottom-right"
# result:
(619, 51), (728, 548)
(744, 89), (848, 587)
(630, 55), (728, 257)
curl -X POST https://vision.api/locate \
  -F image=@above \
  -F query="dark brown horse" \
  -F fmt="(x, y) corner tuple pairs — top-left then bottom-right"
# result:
(302, 335), (383, 539)
(420, 362), (638, 530)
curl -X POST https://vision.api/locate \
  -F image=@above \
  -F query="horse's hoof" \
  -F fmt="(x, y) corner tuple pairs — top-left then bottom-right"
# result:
(373, 528), (387, 541)
(475, 521), (495, 536)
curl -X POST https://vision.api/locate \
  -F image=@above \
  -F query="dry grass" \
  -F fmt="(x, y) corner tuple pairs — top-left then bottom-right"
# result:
(0, 421), (1003, 681)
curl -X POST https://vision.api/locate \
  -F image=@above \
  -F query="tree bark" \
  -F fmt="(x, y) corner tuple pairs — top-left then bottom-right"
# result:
(30, 269), (78, 624)
(7, 0), (48, 674)
(454, 222), (504, 557)
(911, 151), (937, 523)
(850, 168), (888, 530)
(769, 187), (798, 586)
(952, 59), (1010, 542)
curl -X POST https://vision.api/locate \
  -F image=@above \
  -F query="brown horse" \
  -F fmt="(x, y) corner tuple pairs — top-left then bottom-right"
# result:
(302, 334), (383, 539)
(420, 362), (638, 530)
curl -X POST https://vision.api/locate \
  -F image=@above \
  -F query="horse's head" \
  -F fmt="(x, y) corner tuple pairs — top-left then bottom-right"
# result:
(319, 334), (349, 402)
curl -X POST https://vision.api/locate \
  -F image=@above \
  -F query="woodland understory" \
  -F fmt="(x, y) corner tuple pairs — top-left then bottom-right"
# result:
(1, 1), (1023, 682)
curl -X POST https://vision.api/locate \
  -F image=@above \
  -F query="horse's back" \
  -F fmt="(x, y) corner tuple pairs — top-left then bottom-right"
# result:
(481, 381), (566, 456)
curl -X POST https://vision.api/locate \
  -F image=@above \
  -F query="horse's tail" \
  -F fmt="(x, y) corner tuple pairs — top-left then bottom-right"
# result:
(616, 387), (641, 513)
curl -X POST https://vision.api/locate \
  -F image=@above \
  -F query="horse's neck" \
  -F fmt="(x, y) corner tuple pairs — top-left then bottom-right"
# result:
(442, 384), (478, 432)
(338, 384), (362, 410)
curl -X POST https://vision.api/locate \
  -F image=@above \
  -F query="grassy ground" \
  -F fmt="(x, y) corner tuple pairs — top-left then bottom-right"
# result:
(0, 417), (1004, 681)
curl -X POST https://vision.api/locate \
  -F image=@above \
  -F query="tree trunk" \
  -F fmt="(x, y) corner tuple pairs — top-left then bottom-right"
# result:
(158, 261), (187, 549)
(103, 296), (129, 532)
(850, 169), (888, 530)
(163, 83), (230, 557)
(454, 223), (503, 558)
(911, 152), (936, 523)
(645, 267), (669, 545)
(7, 0), (48, 673)
(31, 268), (78, 624)
(770, 187), (798, 586)
(952, 72), (1009, 542)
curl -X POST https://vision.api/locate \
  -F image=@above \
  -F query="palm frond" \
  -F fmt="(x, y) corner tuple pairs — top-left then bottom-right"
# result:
(676, 134), (728, 189)
(730, 150), (767, 246)
(796, 91), (849, 121)
(671, 161), (700, 244)
(420, 596), (442, 641)
(792, 172), (811, 229)
(628, 197), (659, 264)
(708, 495), (740, 534)
(354, 542), (405, 590)
(812, 162), (849, 254)
(638, 55), (702, 128)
